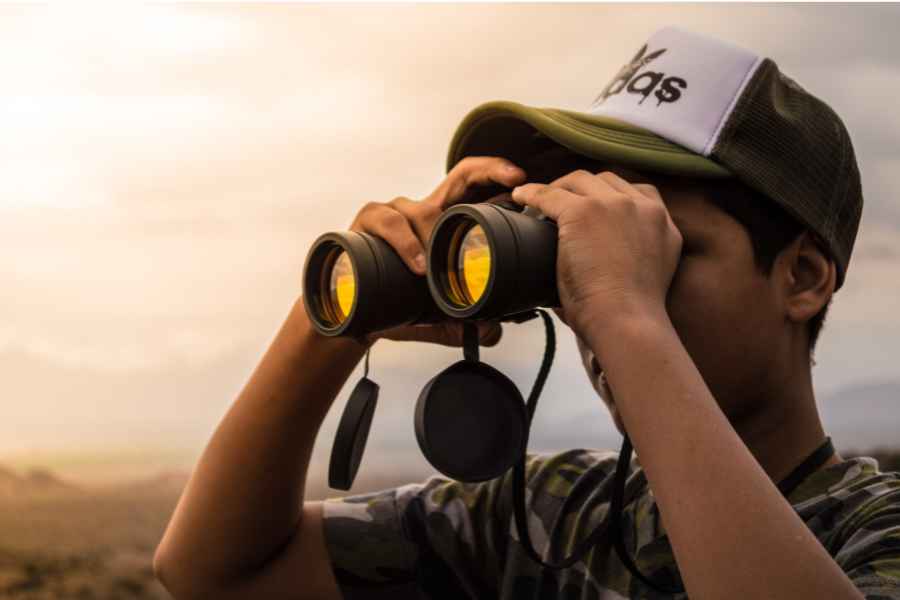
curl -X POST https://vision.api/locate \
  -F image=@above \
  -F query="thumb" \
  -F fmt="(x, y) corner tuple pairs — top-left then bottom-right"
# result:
(425, 320), (503, 347)
(377, 320), (503, 348)
(476, 321), (503, 346)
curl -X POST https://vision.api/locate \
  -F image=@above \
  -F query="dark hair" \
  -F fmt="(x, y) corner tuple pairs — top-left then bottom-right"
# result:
(699, 179), (832, 362)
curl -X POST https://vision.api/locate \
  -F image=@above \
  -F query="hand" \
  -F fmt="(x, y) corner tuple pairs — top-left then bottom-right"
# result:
(509, 169), (682, 343)
(347, 156), (528, 347)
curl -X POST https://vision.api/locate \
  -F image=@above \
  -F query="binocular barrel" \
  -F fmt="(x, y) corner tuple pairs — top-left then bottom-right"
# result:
(426, 202), (559, 320)
(302, 231), (437, 337)
(302, 195), (560, 337)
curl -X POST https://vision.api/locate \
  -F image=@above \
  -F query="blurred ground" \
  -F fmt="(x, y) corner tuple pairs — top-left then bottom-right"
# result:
(0, 469), (182, 600)
(0, 448), (897, 599)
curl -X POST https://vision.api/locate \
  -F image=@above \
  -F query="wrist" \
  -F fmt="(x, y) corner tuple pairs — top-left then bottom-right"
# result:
(579, 301), (675, 369)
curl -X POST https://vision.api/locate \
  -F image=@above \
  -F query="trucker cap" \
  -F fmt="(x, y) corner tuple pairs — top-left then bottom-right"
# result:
(446, 26), (864, 290)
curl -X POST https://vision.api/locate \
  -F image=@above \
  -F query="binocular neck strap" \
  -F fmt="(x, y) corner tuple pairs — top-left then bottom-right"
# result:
(512, 310), (604, 568)
(363, 346), (371, 378)
(608, 436), (685, 594)
(508, 310), (682, 592)
(463, 321), (480, 363)
(607, 435), (835, 594)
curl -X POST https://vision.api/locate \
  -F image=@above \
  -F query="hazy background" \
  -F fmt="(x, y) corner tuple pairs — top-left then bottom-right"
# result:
(2, 3), (899, 489)
(0, 4), (897, 597)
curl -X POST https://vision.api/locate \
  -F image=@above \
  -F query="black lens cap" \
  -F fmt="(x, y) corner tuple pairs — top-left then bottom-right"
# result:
(329, 377), (379, 490)
(415, 360), (526, 482)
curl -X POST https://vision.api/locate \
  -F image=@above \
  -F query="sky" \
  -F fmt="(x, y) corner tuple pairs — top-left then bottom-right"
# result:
(1, 4), (898, 483)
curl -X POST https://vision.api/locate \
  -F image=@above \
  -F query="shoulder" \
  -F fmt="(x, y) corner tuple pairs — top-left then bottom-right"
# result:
(804, 457), (900, 594)
(793, 456), (900, 524)
(523, 447), (622, 497)
(794, 457), (900, 563)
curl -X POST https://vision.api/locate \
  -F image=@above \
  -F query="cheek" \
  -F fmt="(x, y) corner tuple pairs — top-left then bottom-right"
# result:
(575, 336), (624, 431)
(667, 260), (735, 333)
(665, 255), (775, 403)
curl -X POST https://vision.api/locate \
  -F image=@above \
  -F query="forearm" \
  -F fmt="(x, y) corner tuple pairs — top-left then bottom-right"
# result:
(154, 297), (369, 594)
(585, 310), (863, 600)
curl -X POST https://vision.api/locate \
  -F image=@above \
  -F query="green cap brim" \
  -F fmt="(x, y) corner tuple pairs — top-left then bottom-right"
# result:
(446, 100), (732, 179)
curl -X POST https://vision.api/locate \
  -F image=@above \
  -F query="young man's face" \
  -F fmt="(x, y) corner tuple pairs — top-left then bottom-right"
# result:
(533, 156), (785, 436)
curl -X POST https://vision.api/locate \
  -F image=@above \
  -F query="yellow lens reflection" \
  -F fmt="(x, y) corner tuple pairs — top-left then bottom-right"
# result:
(458, 224), (490, 305)
(328, 250), (355, 323)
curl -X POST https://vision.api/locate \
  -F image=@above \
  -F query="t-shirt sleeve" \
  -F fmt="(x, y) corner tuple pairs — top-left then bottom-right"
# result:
(835, 485), (900, 598)
(320, 471), (514, 600)
(320, 449), (620, 599)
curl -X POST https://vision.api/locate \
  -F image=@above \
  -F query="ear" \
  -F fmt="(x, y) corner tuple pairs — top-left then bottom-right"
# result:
(777, 230), (836, 325)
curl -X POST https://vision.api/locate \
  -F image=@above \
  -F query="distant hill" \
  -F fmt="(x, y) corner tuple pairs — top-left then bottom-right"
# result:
(103, 469), (191, 499)
(0, 464), (81, 501)
(0, 464), (21, 496)
(0, 467), (176, 599)
(819, 379), (900, 449)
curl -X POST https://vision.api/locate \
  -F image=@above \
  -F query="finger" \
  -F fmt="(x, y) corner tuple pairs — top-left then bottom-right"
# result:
(478, 321), (503, 347)
(380, 321), (503, 347)
(633, 182), (663, 202)
(598, 172), (674, 231)
(429, 156), (527, 210)
(354, 203), (427, 274)
(388, 196), (441, 249)
(596, 171), (663, 204)
(550, 168), (621, 199)
(378, 323), (454, 345)
(428, 321), (503, 347)
(545, 169), (666, 216)
(595, 170), (635, 195)
(509, 182), (584, 223)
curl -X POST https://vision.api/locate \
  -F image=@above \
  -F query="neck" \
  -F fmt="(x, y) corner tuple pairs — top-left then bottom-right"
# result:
(732, 361), (841, 486)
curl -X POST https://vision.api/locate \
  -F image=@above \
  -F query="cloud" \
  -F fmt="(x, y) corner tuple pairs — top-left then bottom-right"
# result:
(0, 5), (257, 94)
(859, 156), (900, 229)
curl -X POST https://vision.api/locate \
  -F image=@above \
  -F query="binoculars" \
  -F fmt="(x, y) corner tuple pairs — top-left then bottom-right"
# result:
(302, 193), (561, 337)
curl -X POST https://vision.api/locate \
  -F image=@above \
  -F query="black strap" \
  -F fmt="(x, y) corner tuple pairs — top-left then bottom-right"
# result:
(609, 435), (683, 594)
(777, 437), (834, 497)
(512, 310), (616, 569)
(605, 436), (836, 595)
(362, 347), (371, 378)
(463, 321), (480, 363)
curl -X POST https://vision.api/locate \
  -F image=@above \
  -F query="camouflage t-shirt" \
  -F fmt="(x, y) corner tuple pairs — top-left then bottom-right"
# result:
(322, 449), (900, 599)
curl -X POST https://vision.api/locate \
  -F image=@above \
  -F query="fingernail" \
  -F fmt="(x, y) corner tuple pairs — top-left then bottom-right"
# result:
(505, 165), (526, 179)
(414, 253), (426, 272)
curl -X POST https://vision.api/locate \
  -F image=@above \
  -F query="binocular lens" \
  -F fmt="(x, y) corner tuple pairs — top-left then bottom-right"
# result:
(323, 249), (356, 326)
(448, 223), (492, 307)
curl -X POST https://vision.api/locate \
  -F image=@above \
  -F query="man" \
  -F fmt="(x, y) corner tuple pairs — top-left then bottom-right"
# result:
(154, 27), (900, 599)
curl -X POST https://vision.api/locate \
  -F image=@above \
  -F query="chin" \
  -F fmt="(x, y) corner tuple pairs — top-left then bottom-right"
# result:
(592, 371), (626, 435)
(611, 414), (626, 437)
(578, 337), (626, 436)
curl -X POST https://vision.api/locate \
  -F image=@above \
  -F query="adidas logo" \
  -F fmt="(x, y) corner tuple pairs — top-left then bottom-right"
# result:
(591, 44), (688, 108)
